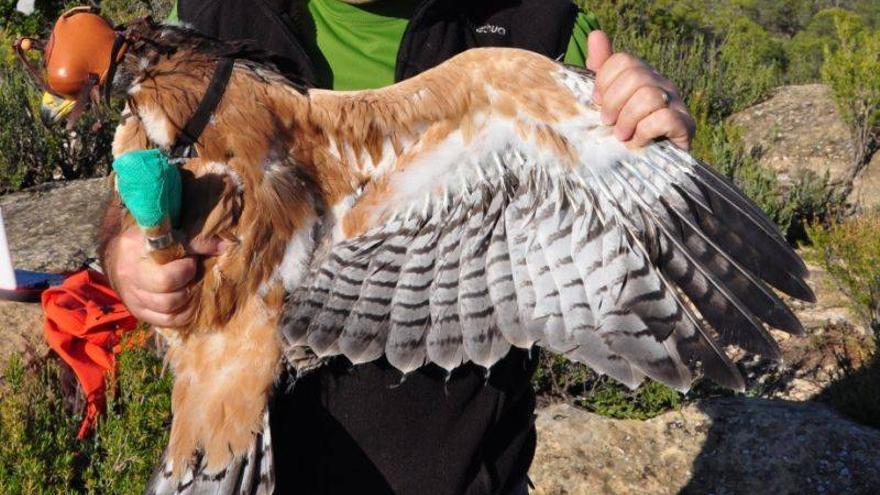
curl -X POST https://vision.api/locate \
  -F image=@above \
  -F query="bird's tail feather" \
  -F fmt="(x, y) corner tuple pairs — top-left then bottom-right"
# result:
(145, 408), (274, 495)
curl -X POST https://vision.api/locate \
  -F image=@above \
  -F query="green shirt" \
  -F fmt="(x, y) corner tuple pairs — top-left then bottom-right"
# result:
(169, 1), (599, 90)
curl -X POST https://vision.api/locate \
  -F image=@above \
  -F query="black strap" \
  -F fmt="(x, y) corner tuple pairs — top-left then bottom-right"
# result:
(102, 33), (129, 104)
(171, 57), (235, 158)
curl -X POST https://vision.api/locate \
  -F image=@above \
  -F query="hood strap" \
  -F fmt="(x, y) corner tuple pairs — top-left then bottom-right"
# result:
(101, 32), (130, 105)
(170, 57), (235, 158)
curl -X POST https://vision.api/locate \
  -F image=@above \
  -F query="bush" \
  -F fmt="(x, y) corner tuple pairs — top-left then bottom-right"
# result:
(0, 336), (172, 494)
(785, 8), (864, 83)
(821, 16), (880, 175)
(533, 353), (682, 420)
(98, 0), (174, 24)
(0, 64), (114, 193)
(693, 122), (846, 243)
(717, 17), (786, 113)
(0, 0), (60, 37)
(808, 213), (880, 334)
(0, 0), (174, 36)
(596, 8), (784, 123)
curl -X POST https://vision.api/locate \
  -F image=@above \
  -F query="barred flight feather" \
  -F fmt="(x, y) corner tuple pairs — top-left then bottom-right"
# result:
(145, 409), (274, 495)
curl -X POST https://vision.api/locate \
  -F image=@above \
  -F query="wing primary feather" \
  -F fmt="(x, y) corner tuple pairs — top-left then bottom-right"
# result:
(651, 145), (810, 281)
(600, 167), (780, 357)
(611, 163), (805, 335)
(636, 149), (813, 301)
(573, 178), (744, 390)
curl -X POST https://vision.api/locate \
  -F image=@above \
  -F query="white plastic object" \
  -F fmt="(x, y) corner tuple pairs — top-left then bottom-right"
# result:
(0, 208), (17, 290)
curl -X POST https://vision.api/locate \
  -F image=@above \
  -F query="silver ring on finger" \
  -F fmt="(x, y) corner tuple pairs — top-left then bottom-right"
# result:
(659, 88), (671, 108)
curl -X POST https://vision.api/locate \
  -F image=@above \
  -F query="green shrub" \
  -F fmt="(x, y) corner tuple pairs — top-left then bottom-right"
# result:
(533, 353), (682, 420)
(0, 64), (114, 193)
(585, 1), (879, 104)
(98, 0), (174, 24)
(0, 0), (61, 37)
(692, 122), (846, 243)
(808, 213), (880, 334)
(0, 337), (172, 494)
(821, 16), (880, 174)
(717, 17), (786, 113)
(785, 8), (864, 83)
(0, 354), (82, 493)
(595, 9), (784, 123)
(781, 169), (848, 241)
(578, 379), (682, 420)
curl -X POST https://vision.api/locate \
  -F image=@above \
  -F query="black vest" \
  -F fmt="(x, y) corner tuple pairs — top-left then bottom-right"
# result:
(175, 2), (582, 494)
(178, 0), (579, 86)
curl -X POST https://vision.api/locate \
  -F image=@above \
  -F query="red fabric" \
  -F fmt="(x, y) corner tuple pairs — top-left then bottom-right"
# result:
(41, 269), (138, 438)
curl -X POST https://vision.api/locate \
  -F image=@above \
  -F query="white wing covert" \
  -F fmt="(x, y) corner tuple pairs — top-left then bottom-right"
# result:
(279, 65), (813, 392)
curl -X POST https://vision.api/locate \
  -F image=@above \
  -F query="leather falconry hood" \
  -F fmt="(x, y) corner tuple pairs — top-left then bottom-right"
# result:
(13, 6), (127, 106)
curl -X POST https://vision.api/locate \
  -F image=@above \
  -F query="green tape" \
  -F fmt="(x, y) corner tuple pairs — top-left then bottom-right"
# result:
(112, 149), (182, 229)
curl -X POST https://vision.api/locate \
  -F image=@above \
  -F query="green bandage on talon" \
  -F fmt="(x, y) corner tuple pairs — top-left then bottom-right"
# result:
(113, 149), (182, 229)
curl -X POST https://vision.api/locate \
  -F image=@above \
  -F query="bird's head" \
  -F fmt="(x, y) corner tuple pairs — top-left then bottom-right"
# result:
(13, 7), (235, 129)
(13, 7), (125, 126)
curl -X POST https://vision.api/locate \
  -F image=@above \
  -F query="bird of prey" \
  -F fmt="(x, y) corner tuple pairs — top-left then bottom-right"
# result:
(19, 9), (814, 495)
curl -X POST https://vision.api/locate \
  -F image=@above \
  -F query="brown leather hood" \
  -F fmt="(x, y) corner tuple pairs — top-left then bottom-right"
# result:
(41, 7), (123, 98)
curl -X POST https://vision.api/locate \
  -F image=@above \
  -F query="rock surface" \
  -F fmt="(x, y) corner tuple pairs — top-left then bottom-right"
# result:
(531, 400), (880, 495)
(850, 152), (880, 210)
(729, 84), (878, 208)
(729, 85), (854, 183)
(0, 178), (107, 368)
(0, 300), (45, 373)
(0, 177), (107, 273)
(750, 255), (868, 401)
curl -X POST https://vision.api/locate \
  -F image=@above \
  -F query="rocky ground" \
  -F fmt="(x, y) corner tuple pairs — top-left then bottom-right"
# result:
(0, 178), (107, 370)
(729, 83), (879, 210)
(0, 85), (878, 494)
(528, 252), (878, 494)
(0, 177), (105, 273)
(532, 400), (880, 495)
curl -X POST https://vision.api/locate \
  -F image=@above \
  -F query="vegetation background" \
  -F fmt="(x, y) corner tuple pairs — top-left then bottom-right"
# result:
(0, 0), (877, 493)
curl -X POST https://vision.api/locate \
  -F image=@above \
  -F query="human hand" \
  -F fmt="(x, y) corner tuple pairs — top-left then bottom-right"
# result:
(586, 31), (696, 151)
(106, 225), (227, 327)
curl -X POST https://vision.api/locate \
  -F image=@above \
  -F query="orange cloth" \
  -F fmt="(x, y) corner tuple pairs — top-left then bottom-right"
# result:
(41, 269), (137, 438)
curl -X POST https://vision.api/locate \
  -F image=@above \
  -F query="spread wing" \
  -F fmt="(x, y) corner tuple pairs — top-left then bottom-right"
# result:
(279, 64), (814, 392)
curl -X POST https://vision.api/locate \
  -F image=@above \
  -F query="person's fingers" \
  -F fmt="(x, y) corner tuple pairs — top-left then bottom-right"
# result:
(586, 30), (613, 72)
(186, 235), (232, 257)
(107, 224), (201, 326)
(135, 287), (193, 314)
(586, 30), (613, 104)
(594, 53), (646, 105)
(601, 69), (667, 127)
(626, 107), (696, 151)
(137, 255), (198, 293)
(136, 305), (196, 328)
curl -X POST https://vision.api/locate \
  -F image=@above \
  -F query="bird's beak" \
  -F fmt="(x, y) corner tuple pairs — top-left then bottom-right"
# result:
(40, 91), (77, 126)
